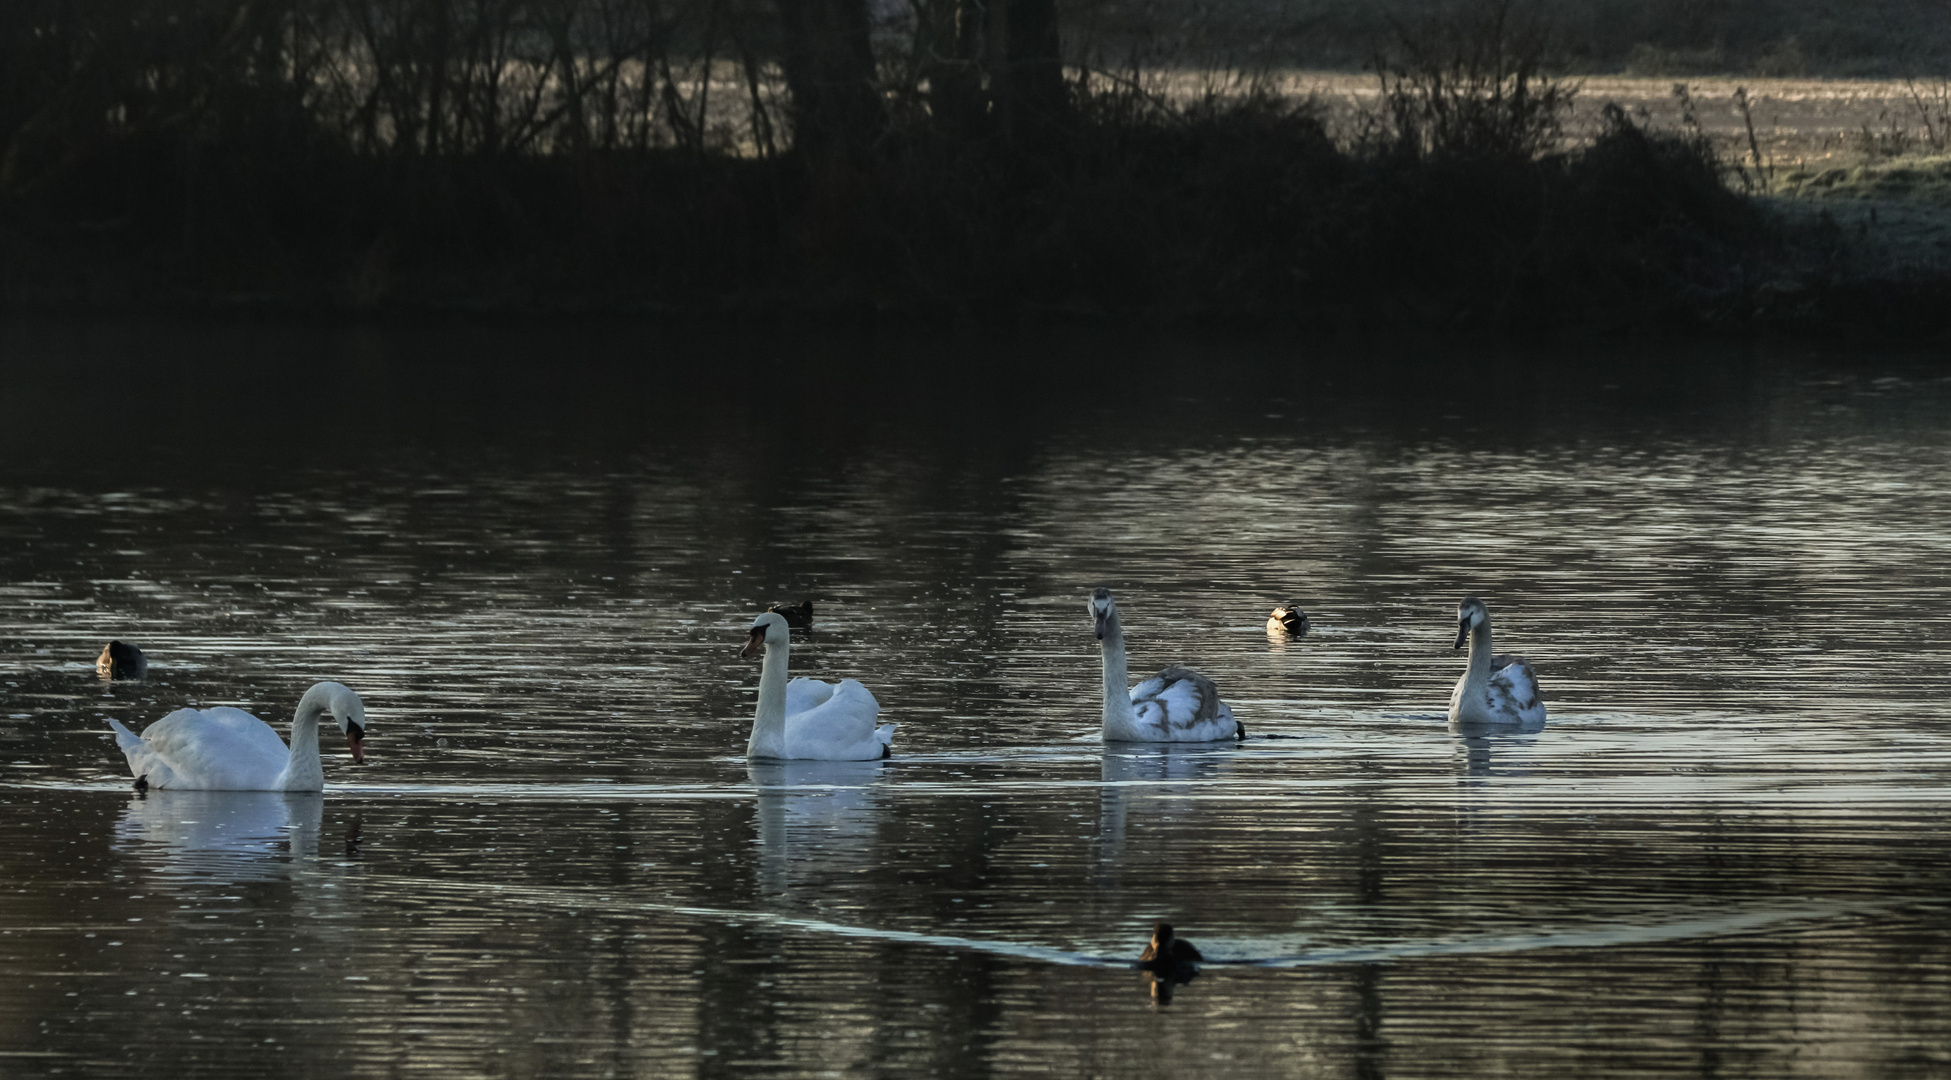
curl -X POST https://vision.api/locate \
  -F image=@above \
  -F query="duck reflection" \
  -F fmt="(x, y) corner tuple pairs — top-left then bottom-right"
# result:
(1097, 745), (1233, 868)
(112, 790), (324, 880)
(749, 759), (887, 899)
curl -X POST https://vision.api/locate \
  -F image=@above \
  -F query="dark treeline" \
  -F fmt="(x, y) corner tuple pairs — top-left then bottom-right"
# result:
(0, 0), (1876, 328)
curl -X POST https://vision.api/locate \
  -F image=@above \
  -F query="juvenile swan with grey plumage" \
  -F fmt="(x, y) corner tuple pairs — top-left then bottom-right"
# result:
(740, 611), (895, 760)
(1448, 596), (1546, 729)
(1090, 588), (1243, 742)
(107, 681), (368, 791)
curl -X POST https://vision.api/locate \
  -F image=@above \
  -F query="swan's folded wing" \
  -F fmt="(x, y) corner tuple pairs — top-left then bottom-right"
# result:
(785, 677), (838, 718)
(144, 708), (290, 760)
(1130, 667), (1232, 740)
(783, 679), (884, 760)
(1488, 659), (1547, 724)
(131, 708), (290, 790)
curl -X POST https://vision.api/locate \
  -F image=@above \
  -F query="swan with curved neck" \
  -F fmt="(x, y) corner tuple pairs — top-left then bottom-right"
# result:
(108, 681), (368, 792)
(1091, 588), (1242, 742)
(740, 611), (895, 761)
(1448, 596), (1546, 729)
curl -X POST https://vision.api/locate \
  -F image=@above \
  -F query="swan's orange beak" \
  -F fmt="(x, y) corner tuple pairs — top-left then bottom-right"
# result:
(347, 724), (366, 764)
(739, 626), (766, 659)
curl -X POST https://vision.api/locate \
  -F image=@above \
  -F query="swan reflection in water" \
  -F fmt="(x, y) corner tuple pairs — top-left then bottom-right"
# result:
(1096, 744), (1235, 870)
(113, 790), (325, 881)
(1450, 728), (1545, 836)
(1451, 727), (1544, 780)
(749, 759), (888, 899)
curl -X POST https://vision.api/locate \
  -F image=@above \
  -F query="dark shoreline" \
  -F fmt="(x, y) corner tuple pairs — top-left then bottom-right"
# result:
(7, 258), (1948, 342)
(10, 136), (1948, 341)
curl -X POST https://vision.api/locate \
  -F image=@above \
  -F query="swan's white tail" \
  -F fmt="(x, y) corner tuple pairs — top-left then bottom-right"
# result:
(875, 724), (897, 748)
(107, 718), (142, 752)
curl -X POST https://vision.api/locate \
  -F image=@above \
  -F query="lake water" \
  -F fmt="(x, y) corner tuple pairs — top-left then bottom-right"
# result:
(2, 322), (1949, 1078)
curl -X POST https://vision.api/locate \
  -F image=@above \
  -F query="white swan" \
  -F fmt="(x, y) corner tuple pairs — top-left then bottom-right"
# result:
(740, 611), (895, 760)
(1448, 596), (1546, 729)
(1090, 588), (1242, 742)
(106, 681), (368, 791)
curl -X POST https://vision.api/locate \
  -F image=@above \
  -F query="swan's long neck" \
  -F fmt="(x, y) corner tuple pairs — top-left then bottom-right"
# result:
(282, 697), (328, 792)
(1463, 618), (1495, 688)
(1100, 613), (1138, 730)
(748, 639), (790, 760)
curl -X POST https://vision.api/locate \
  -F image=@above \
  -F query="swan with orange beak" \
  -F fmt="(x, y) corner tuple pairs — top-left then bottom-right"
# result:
(740, 611), (894, 760)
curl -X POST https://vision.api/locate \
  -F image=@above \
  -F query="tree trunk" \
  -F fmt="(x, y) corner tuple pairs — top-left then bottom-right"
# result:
(921, 0), (982, 135)
(773, 0), (883, 159)
(1003, 0), (1066, 140)
(982, 0), (1067, 145)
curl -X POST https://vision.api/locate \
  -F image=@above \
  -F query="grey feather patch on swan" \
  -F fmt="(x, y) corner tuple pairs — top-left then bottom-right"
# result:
(1149, 666), (1222, 730)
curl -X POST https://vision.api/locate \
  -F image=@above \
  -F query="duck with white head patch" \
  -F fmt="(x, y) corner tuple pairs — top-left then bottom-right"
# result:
(740, 611), (895, 760)
(1447, 595), (1546, 730)
(107, 681), (368, 792)
(1090, 588), (1243, 742)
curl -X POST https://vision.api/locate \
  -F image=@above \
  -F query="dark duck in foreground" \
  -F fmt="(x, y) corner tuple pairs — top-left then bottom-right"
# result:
(1139, 922), (1203, 967)
(1090, 588), (1243, 741)
(1448, 595), (1546, 730)
(1138, 922), (1203, 1003)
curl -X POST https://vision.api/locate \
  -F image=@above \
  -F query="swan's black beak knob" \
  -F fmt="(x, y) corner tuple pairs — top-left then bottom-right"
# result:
(1453, 623), (1469, 650)
(346, 721), (366, 764)
(740, 627), (766, 659)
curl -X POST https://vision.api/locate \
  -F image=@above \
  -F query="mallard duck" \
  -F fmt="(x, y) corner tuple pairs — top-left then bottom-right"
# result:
(1266, 603), (1309, 636)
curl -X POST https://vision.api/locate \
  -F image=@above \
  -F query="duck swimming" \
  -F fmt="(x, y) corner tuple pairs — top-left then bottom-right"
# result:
(766, 601), (814, 629)
(1139, 921), (1203, 966)
(1138, 921), (1203, 1003)
(1266, 603), (1309, 636)
(97, 640), (147, 679)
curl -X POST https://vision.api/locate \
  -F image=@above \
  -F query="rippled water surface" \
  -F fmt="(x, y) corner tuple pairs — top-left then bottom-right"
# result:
(2, 324), (1949, 1078)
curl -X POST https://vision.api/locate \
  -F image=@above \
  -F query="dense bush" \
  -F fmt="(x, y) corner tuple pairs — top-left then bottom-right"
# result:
(0, 0), (1774, 327)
